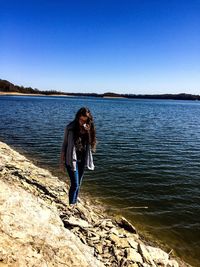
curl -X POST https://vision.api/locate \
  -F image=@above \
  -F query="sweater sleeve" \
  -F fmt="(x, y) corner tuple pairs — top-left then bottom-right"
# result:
(61, 126), (69, 153)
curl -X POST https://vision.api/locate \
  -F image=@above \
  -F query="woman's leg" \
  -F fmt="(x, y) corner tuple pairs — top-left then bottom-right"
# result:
(66, 161), (85, 204)
(66, 163), (79, 204)
(74, 160), (85, 201)
(77, 159), (85, 186)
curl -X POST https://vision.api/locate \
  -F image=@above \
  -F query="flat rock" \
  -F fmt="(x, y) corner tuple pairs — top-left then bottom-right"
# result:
(109, 234), (129, 248)
(146, 245), (169, 264)
(138, 243), (156, 267)
(116, 216), (137, 234)
(127, 237), (138, 250)
(64, 216), (92, 228)
(126, 248), (143, 264)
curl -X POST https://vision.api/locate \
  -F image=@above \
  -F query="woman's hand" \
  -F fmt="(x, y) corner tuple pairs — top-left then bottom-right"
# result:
(83, 123), (90, 131)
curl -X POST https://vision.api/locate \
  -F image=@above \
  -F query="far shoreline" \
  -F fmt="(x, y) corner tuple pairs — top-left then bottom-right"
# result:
(1, 91), (200, 102)
(1, 79), (200, 101)
(0, 92), (127, 99)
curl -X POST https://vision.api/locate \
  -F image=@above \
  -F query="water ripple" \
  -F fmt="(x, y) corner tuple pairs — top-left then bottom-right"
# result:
(1, 96), (200, 266)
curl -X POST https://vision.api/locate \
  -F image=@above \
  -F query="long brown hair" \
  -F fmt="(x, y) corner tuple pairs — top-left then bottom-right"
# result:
(73, 107), (97, 152)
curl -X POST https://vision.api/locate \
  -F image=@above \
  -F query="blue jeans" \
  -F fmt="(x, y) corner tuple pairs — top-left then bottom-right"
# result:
(66, 160), (85, 204)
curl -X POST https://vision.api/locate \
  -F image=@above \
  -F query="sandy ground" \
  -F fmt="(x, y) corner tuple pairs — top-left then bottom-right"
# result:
(0, 92), (126, 99)
(0, 92), (44, 96)
(0, 92), (74, 97)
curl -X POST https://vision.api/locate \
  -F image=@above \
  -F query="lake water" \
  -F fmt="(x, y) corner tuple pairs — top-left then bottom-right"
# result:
(0, 95), (200, 266)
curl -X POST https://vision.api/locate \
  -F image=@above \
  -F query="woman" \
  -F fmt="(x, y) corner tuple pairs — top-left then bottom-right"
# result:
(60, 107), (96, 206)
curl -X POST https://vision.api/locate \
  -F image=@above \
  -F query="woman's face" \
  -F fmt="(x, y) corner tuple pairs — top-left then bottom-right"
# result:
(79, 115), (88, 127)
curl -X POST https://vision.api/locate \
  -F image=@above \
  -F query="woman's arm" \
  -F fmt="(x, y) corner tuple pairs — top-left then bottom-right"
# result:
(59, 126), (68, 170)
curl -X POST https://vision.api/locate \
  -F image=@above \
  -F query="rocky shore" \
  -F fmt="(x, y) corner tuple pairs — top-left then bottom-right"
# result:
(0, 141), (191, 267)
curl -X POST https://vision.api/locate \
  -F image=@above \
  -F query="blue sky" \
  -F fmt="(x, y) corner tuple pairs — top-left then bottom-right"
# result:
(1, 0), (200, 94)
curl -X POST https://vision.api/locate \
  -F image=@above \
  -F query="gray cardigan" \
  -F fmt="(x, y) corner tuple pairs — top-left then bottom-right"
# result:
(61, 121), (94, 171)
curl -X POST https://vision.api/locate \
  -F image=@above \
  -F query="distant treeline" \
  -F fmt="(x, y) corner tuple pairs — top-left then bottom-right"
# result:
(0, 79), (199, 100)
(0, 79), (60, 95)
(103, 92), (200, 100)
